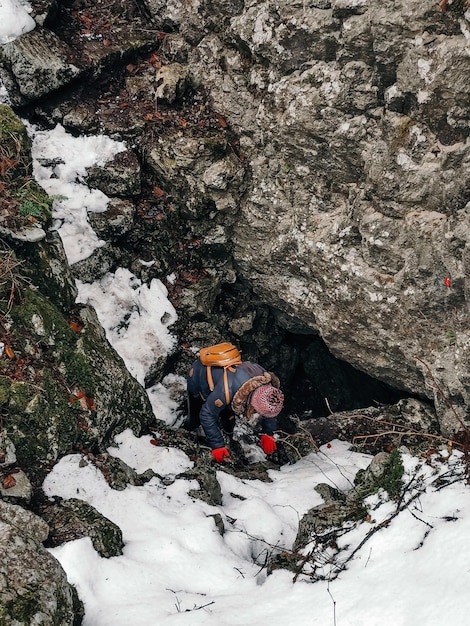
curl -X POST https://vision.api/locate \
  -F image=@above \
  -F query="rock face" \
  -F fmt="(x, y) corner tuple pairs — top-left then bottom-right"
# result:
(175, 0), (470, 435)
(0, 28), (80, 106)
(2, 0), (468, 433)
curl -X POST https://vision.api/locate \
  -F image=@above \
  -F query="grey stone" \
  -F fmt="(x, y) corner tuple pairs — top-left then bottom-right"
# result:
(155, 63), (191, 104)
(85, 149), (141, 197)
(0, 501), (77, 625)
(0, 433), (17, 468)
(41, 497), (124, 558)
(0, 28), (80, 106)
(88, 198), (136, 241)
(0, 500), (48, 542)
(0, 469), (33, 504)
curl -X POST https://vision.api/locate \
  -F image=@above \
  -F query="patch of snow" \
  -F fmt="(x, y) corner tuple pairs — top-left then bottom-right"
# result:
(107, 428), (193, 475)
(76, 268), (177, 386)
(29, 123), (127, 264)
(0, 0), (35, 44)
(146, 373), (187, 428)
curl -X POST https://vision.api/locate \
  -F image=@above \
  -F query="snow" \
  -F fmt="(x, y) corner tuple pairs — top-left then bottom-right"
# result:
(0, 2), (464, 619)
(30, 123), (127, 265)
(76, 269), (177, 386)
(0, 0), (35, 44)
(41, 431), (470, 626)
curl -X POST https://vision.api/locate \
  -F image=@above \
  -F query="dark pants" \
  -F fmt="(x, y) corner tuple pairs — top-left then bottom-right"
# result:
(185, 394), (235, 436)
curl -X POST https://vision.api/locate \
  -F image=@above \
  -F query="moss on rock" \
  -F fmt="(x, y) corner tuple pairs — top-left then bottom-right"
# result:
(1, 284), (155, 485)
(0, 106), (53, 228)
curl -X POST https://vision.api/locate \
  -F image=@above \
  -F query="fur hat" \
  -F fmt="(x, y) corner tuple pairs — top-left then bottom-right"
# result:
(250, 384), (284, 418)
(232, 372), (280, 415)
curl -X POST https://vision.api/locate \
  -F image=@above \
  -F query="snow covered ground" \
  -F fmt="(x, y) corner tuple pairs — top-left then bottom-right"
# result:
(42, 431), (470, 626)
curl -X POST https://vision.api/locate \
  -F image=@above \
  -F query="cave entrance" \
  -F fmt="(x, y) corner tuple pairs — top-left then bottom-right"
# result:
(282, 333), (410, 419)
(213, 285), (413, 424)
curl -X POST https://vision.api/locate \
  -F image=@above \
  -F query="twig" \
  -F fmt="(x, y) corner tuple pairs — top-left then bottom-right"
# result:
(353, 429), (453, 446)
(166, 589), (214, 613)
(327, 581), (337, 626)
(325, 396), (333, 415)
(345, 412), (463, 451)
(186, 601), (215, 612)
(277, 427), (356, 491)
(293, 549), (314, 583)
(407, 505), (434, 530)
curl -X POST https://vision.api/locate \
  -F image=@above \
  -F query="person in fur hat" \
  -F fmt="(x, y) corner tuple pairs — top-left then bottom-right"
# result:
(185, 355), (284, 463)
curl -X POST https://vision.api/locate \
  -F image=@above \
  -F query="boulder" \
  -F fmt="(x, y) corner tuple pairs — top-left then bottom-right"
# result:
(155, 63), (191, 104)
(0, 28), (80, 106)
(0, 500), (79, 625)
(41, 497), (124, 558)
(85, 149), (141, 197)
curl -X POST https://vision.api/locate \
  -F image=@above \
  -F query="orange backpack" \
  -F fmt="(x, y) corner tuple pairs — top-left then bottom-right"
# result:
(199, 342), (242, 405)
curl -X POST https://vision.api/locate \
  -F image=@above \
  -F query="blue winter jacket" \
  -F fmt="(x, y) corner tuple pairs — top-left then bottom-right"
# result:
(187, 359), (277, 449)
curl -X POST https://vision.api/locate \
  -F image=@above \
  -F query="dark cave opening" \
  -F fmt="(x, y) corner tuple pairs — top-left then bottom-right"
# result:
(282, 333), (411, 420)
(211, 283), (415, 425)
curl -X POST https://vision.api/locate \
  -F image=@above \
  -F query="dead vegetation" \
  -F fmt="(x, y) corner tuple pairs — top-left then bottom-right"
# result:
(0, 106), (53, 229)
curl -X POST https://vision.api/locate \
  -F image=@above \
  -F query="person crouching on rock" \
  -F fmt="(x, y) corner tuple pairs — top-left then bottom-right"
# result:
(185, 343), (284, 463)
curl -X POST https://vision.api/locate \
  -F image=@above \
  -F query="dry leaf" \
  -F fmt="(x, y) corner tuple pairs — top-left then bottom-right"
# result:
(152, 185), (165, 198)
(216, 114), (228, 128)
(86, 396), (96, 411)
(2, 474), (16, 489)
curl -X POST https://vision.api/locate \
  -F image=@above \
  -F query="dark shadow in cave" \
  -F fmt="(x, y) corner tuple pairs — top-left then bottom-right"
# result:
(283, 333), (411, 419)
(208, 282), (420, 429)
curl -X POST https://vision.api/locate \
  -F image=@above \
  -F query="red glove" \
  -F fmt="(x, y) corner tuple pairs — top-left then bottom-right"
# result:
(211, 447), (230, 463)
(260, 434), (277, 455)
